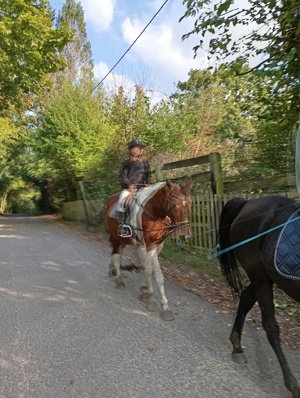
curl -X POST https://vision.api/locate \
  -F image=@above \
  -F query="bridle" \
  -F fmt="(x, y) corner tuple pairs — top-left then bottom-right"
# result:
(161, 190), (191, 229)
(133, 188), (191, 231)
(164, 193), (189, 211)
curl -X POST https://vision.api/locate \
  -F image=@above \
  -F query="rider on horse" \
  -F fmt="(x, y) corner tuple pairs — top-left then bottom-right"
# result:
(116, 139), (152, 237)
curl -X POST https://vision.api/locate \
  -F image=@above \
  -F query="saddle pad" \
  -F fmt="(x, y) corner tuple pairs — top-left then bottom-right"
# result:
(109, 195), (135, 219)
(129, 182), (165, 242)
(274, 209), (300, 281)
(110, 182), (166, 243)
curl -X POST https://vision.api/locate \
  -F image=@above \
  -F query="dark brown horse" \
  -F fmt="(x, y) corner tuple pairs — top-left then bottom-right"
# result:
(105, 179), (194, 321)
(218, 195), (300, 398)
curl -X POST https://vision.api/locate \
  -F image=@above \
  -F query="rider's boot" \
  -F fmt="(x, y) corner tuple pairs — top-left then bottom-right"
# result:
(116, 211), (132, 237)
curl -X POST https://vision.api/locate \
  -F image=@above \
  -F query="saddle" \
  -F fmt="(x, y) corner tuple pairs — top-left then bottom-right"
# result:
(123, 194), (135, 212)
(109, 190), (138, 220)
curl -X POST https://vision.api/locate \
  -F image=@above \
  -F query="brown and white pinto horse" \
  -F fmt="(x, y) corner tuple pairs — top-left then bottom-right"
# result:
(105, 179), (194, 321)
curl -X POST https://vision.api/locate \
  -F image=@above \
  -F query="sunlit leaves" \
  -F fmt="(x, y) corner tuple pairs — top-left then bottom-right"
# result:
(180, 0), (300, 121)
(0, 0), (73, 114)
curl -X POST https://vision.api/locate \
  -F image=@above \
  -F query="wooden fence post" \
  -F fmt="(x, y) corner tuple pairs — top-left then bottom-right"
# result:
(155, 166), (164, 182)
(209, 152), (223, 195)
(79, 181), (90, 225)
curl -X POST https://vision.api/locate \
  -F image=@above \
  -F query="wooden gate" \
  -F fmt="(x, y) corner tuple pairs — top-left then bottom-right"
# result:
(187, 191), (300, 253)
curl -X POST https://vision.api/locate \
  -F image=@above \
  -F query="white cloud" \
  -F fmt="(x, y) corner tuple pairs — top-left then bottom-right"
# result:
(81, 0), (116, 32)
(120, 14), (206, 93)
(90, 0), (267, 99)
(94, 62), (110, 81)
(118, 0), (267, 94)
(94, 61), (136, 95)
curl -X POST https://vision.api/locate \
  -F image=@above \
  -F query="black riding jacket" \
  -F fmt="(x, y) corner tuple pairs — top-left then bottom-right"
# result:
(119, 158), (151, 189)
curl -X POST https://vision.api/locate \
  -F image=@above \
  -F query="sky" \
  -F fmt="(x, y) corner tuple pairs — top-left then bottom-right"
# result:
(48, 0), (212, 101)
(48, 0), (260, 103)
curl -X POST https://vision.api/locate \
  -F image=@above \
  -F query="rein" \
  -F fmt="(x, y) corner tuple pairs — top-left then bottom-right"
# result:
(164, 194), (188, 210)
(132, 189), (190, 233)
(208, 215), (300, 260)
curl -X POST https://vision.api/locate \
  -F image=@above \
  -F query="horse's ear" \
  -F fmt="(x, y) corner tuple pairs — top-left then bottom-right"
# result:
(186, 177), (195, 189)
(181, 177), (194, 193)
(166, 179), (172, 189)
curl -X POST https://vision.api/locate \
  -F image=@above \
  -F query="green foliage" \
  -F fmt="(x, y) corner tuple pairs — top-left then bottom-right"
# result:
(6, 178), (41, 214)
(107, 85), (152, 146)
(167, 62), (296, 176)
(32, 81), (115, 202)
(0, 122), (42, 214)
(180, 0), (300, 123)
(0, 117), (19, 162)
(0, 0), (73, 114)
(167, 65), (257, 171)
(161, 241), (222, 280)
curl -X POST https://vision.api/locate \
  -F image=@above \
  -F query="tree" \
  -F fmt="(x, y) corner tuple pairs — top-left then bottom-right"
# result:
(0, 117), (18, 211)
(180, 0), (300, 123)
(0, 0), (73, 114)
(31, 81), (115, 204)
(55, 0), (94, 84)
(169, 65), (258, 171)
(165, 61), (295, 176)
(0, 116), (44, 213)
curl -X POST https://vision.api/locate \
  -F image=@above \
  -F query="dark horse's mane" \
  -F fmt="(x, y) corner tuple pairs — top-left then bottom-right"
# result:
(218, 197), (248, 296)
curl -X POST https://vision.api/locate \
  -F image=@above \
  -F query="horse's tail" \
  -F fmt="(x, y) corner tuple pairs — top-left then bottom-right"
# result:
(218, 197), (247, 296)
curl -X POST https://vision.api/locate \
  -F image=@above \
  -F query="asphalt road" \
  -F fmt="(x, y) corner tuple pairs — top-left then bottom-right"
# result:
(0, 215), (299, 398)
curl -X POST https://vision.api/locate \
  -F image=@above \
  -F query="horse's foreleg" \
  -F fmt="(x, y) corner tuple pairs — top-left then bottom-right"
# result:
(257, 283), (300, 398)
(148, 247), (174, 321)
(230, 283), (256, 364)
(156, 242), (164, 256)
(137, 246), (155, 310)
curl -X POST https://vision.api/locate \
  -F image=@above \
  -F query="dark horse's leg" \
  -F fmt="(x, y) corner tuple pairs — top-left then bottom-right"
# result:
(256, 282), (300, 398)
(231, 283), (256, 364)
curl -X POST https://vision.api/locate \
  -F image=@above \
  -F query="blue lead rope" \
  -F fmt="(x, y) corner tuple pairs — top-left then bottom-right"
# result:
(207, 215), (300, 260)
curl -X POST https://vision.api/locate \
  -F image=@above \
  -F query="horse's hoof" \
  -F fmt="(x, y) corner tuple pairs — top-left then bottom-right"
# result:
(147, 301), (158, 312)
(161, 309), (174, 321)
(116, 281), (125, 290)
(108, 269), (116, 278)
(232, 352), (247, 364)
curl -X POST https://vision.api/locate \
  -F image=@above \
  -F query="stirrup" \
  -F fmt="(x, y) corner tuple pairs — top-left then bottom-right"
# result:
(117, 223), (132, 237)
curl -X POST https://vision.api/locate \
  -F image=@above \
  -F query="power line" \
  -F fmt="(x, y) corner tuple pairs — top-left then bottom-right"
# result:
(92, 0), (169, 93)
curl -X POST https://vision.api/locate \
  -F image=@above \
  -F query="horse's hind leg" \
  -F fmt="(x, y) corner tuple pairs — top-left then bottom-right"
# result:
(257, 282), (300, 398)
(108, 237), (125, 290)
(231, 283), (256, 364)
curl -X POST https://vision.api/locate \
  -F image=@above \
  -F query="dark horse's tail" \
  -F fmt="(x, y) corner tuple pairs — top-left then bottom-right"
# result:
(218, 197), (248, 296)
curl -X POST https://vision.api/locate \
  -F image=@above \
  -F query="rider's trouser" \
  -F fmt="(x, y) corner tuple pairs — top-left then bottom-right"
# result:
(116, 189), (131, 212)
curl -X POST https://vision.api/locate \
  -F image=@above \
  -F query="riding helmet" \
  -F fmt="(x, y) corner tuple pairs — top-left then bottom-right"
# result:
(127, 139), (144, 149)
